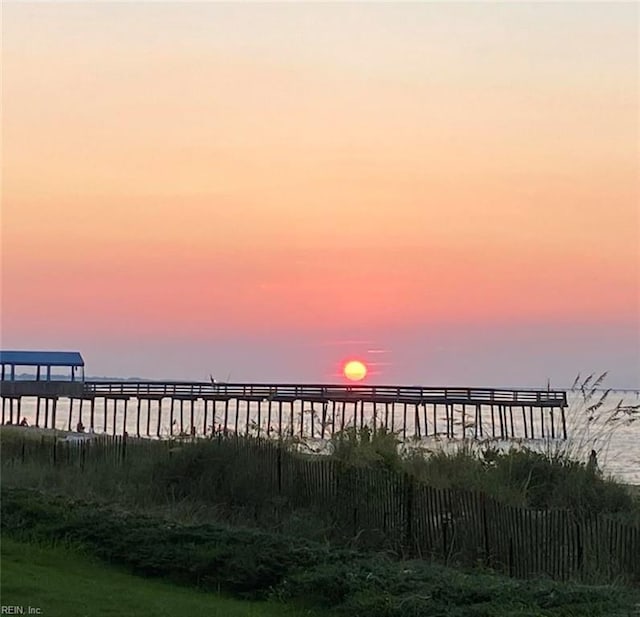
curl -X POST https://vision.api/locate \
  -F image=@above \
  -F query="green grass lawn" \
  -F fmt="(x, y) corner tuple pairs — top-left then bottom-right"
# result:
(0, 537), (320, 617)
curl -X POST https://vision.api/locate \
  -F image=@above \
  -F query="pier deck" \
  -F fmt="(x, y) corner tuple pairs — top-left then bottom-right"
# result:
(1, 380), (568, 441)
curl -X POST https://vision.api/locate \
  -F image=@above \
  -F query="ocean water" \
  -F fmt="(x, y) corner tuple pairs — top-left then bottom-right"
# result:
(6, 390), (640, 485)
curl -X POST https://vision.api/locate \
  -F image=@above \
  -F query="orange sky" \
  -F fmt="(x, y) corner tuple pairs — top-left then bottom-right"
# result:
(1, 3), (638, 384)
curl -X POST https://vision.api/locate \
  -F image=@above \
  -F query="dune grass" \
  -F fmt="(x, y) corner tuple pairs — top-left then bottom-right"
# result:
(0, 536), (320, 617)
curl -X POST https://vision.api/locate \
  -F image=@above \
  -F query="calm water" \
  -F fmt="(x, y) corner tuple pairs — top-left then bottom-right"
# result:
(9, 391), (640, 485)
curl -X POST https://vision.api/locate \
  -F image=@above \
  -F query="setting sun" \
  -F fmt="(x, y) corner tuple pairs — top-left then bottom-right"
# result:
(343, 360), (367, 382)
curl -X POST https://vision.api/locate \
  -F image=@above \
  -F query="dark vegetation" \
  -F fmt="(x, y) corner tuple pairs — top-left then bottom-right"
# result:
(328, 426), (639, 520)
(2, 424), (638, 524)
(2, 488), (638, 617)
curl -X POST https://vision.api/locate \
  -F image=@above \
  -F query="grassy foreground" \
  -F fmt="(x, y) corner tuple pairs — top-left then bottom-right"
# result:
(0, 536), (318, 617)
(2, 488), (639, 617)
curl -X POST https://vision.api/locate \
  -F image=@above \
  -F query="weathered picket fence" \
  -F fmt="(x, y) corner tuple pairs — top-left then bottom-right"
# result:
(2, 434), (638, 584)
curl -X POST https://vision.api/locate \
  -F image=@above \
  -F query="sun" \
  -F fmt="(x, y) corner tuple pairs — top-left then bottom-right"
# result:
(343, 360), (367, 382)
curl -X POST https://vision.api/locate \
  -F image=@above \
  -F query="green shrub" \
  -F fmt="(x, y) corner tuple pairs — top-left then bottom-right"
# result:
(2, 488), (638, 616)
(330, 426), (402, 470)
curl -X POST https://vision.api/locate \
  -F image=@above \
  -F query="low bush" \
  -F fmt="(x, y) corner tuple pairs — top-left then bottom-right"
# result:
(401, 444), (639, 521)
(2, 488), (638, 617)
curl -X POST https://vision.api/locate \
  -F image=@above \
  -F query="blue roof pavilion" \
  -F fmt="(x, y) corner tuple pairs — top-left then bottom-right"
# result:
(0, 350), (85, 382)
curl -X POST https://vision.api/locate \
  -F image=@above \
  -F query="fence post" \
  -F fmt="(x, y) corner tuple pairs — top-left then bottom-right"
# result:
(508, 536), (514, 577)
(404, 473), (414, 553)
(481, 493), (490, 567)
(277, 445), (282, 494)
(121, 431), (127, 464)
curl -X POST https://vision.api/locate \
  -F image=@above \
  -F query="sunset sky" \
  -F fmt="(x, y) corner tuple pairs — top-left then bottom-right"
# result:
(2, 2), (638, 386)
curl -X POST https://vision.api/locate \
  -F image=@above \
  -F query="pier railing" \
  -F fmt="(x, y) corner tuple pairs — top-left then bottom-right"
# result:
(82, 381), (568, 407)
(1, 381), (569, 440)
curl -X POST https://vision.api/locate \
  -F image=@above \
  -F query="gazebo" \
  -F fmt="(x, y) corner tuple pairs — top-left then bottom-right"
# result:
(0, 350), (85, 382)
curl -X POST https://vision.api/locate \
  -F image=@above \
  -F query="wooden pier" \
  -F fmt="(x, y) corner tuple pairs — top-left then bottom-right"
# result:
(1, 380), (569, 441)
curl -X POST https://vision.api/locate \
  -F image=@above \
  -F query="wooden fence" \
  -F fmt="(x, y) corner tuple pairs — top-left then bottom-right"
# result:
(2, 434), (638, 585)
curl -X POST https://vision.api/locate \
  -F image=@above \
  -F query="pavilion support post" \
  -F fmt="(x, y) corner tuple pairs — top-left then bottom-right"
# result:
(224, 400), (230, 434)
(51, 397), (58, 430)
(234, 400), (241, 435)
(169, 399), (175, 436)
(560, 407), (567, 440)
(529, 406), (535, 439)
(339, 402), (345, 434)
(179, 400), (184, 434)
(521, 406), (528, 439)
(190, 399), (196, 436)
(540, 406), (545, 439)
(44, 398), (49, 428)
(267, 400), (273, 437)
(156, 399), (162, 437)
(68, 398), (74, 431)
(245, 399), (251, 436)
(550, 408), (556, 439)
(90, 398), (95, 431)
(16, 397), (22, 425)
(1, 397), (6, 424)
(414, 404), (421, 439)
(35, 397), (41, 427)
(79, 398), (84, 428)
